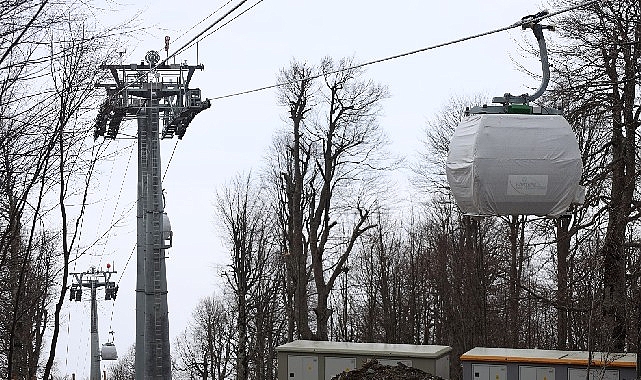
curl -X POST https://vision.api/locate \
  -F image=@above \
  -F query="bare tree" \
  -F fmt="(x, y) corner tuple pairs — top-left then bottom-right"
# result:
(0, 3), (94, 378)
(0, 3), (60, 375)
(0, 1), (136, 377)
(217, 173), (281, 380)
(274, 57), (390, 341)
(415, 94), (496, 346)
(108, 345), (135, 380)
(546, 0), (641, 352)
(273, 61), (316, 340)
(173, 296), (234, 380)
(414, 94), (486, 195)
(42, 12), (122, 379)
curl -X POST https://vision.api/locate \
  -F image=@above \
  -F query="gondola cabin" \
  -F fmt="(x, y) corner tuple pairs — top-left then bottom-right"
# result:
(446, 11), (584, 217)
(446, 111), (583, 217)
(101, 342), (118, 360)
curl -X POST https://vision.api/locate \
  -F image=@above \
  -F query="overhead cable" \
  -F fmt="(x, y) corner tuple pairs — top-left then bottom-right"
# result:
(211, 0), (600, 100)
(161, 0), (251, 65)
(179, 0), (265, 54)
(169, 0), (236, 46)
(162, 140), (180, 182)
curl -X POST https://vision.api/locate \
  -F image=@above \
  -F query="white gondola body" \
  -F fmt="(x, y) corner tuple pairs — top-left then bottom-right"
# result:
(446, 114), (582, 217)
(101, 342), (118, 360)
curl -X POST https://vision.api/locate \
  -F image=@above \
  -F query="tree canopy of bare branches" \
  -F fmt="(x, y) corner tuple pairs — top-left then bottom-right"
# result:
(273, 57), (391, 341)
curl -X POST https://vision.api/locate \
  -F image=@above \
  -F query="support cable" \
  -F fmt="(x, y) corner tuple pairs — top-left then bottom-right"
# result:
(93, 142), (118, 254)
(178, 0), (265, 54)
(65, 309), (70, 370)
(101, 143), (135, 334)
(160, 0), (251, 63)
(169, 0), (236, 46)
(162, 140), (179, 182)
(210, 0), (600, 101)
(99, 143), (135, 259)
(150, 0), (256, 182)
(79, 140), (110, 258)
(117, 244), (137, 287)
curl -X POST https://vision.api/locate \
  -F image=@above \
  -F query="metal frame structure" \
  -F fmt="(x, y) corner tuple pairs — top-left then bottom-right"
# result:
(69, 266), (118, 380)
(95, 51), (210, 379)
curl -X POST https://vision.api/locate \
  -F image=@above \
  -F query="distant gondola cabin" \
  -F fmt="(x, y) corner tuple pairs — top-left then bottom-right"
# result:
(101, 342), (118, 360)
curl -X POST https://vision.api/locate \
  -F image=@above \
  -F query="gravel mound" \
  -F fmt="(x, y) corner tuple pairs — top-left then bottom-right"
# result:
(330, 359), (445, 380)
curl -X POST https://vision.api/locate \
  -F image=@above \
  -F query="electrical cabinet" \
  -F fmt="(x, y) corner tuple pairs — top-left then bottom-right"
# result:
(287, 355), (318, 380)
(461, 348), (636, 380)
(325, 357), (356, 380)
(277, 340), (452, 380)
(472, 364), (507, 380)
(519, 366), (555, 380)
(568, 368), (619, 380)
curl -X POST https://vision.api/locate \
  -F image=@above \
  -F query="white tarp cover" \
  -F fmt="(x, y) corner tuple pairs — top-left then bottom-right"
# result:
(446, 114), (582, 216)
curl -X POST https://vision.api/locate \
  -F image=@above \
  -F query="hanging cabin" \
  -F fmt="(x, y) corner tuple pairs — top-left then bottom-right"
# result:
(101, 342), (118, 360)
(446, 12), (583, 217)
(446, 110), (583, 217)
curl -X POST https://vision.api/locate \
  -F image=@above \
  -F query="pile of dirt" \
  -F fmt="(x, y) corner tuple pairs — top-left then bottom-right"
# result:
(330, 359), (445, 380)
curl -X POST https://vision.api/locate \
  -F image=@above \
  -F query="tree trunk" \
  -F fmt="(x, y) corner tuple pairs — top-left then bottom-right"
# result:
(597, 1), (638, 352)
(236, 293), (248, 380)
(279, 68), (314, 340)
(507, 216), (520, 347)
(556, 216), (570, 350)
(290, 107), (313, 340)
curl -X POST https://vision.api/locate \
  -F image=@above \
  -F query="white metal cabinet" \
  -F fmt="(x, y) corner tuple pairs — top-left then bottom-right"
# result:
(287, 355), (318, 380)
(472, 364), (507, 380)
(324, 357), (356, 380)
(520, 366), (555, 380)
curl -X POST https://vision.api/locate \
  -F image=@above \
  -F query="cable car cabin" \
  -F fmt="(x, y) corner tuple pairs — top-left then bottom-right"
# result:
(101, 342), (118, 360)
(445, 11), (585, 217)
(446, 111), (583, 217)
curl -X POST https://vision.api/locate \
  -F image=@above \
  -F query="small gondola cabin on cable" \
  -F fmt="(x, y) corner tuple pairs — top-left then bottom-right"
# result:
(101, 342), (118, 360)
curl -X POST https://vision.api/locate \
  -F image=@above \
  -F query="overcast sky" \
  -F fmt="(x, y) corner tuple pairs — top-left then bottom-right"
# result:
(58, 0), (549, 377)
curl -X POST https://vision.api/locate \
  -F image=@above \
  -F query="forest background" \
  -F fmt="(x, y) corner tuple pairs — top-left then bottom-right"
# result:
(0, 0), (639, 380)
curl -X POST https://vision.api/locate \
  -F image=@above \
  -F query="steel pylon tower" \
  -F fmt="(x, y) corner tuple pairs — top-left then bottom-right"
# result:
(95, 50), (210, 379)
(69, 266), (119, 380)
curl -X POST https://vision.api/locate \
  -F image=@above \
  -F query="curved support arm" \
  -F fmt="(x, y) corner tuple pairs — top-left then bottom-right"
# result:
(527, 23), (551, 103)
